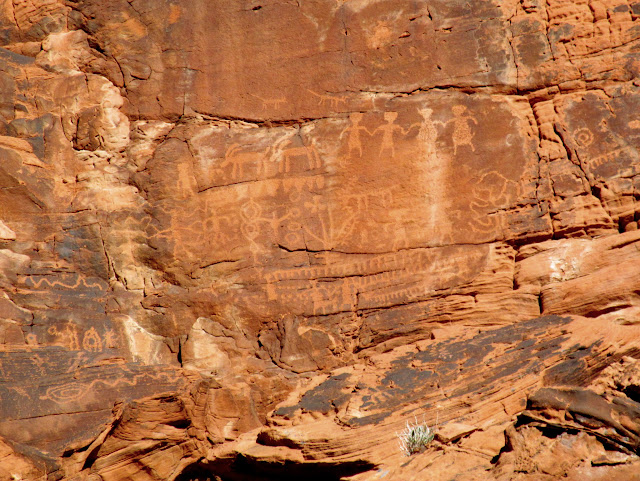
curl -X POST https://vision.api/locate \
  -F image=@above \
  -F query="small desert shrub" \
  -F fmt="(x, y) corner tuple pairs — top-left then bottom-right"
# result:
(396, 417), (434, 456)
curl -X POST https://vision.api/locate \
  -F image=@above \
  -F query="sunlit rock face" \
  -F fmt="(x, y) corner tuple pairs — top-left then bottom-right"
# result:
(1, 0), (640, 480)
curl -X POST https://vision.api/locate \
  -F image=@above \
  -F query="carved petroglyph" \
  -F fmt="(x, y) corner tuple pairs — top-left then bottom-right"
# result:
(175, 161), (197, 195)
(465, 171), (520, 234)
(47, 323), (118, 352)
(262, 247), (480, 314)
(31, 353), (46, 375)
(372, 111), (413, 157)
(219, 143), (269, 179)
(414, 106), (450, 240)
(22, 273), (108, 291)
(264, 255), (400, 304)
(104, 328), (119, 349)
(42, 383), (91, 404)
(240, 198), (300, 259)
(284, 175), (326, 198)
(82, 327), (103, 352)
(65, 352), (90, 373)
(340, 110), (427, 160)
(588, 146), (637, 172)
(8, 385), (31, 400)
(48, 324), (80, 351)
(148, 200), (218, 265)
(307, 89), (347, 108)
(198, 132), (326, 185)
(339, 104), (475, 163)
(302, 196), (357, 250)
(146, 193), (248, 269)
(573, 127), (594, 148)
(360, 282), (427, 308)
(309, 282), (355, 316)
(270, 136), (323, 174)
(448, 105), (478, 155)
(341, 184), (396, 211)
(263, 252), (410, 283)
(342, 112), (373, 157)
(264, 254), (402, 306)
(250, 94), (286, 111)
(38, 369), (182, 405)
(416, 107), (440, 158)
(569, 126), (638, 174)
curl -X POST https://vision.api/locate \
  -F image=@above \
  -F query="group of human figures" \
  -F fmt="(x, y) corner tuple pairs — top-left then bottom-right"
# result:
(343, 105), (478, 158)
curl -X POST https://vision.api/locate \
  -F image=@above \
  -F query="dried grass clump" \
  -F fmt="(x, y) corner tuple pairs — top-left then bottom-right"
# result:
(396, 417), (434, 456)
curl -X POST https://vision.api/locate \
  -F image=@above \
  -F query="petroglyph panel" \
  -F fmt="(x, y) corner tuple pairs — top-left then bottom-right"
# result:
(0, 348), (183, 418)
(259, 244), (490, 317)
(556, 86), (640, 181)
(323, 93), (538, 249)
(4, 1), (640, 477)
(0, 86), (540, 360)
(0, 347), (185, 456)
(187, 123), (328, 191)
(138, 91), (540, 324)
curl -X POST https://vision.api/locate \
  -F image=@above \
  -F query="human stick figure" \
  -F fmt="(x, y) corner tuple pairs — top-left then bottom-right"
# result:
(413, 107), (440, 158)
(343, 112), (374, 157)
(373, 111), (414, 157)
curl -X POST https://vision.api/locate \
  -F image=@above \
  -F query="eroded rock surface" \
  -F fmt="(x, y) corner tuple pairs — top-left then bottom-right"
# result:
(1, 0), (640, 479)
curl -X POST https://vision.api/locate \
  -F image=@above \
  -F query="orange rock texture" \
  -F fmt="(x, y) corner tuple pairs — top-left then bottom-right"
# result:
(1, 0), (640, 479)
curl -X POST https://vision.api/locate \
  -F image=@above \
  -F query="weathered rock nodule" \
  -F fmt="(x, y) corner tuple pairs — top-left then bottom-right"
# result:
(1, 0), (640, 479)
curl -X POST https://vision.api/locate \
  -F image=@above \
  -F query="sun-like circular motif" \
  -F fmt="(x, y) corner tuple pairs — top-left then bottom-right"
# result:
(574, 128), (594, 148)
(284, 232), (301, 245)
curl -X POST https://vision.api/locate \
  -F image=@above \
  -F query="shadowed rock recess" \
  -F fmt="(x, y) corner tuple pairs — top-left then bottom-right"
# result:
(2, 0), (640, 479)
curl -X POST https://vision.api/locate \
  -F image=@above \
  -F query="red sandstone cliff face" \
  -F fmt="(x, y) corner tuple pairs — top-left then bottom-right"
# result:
(1, 0), (640, 480)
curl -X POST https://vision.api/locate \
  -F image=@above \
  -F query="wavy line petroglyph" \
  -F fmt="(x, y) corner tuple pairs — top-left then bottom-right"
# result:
(22, 274), (108, 291)
(38, 369), (182, 404)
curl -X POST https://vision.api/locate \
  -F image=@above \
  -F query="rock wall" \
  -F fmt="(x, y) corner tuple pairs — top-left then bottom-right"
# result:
(1, 0), (640, 480)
